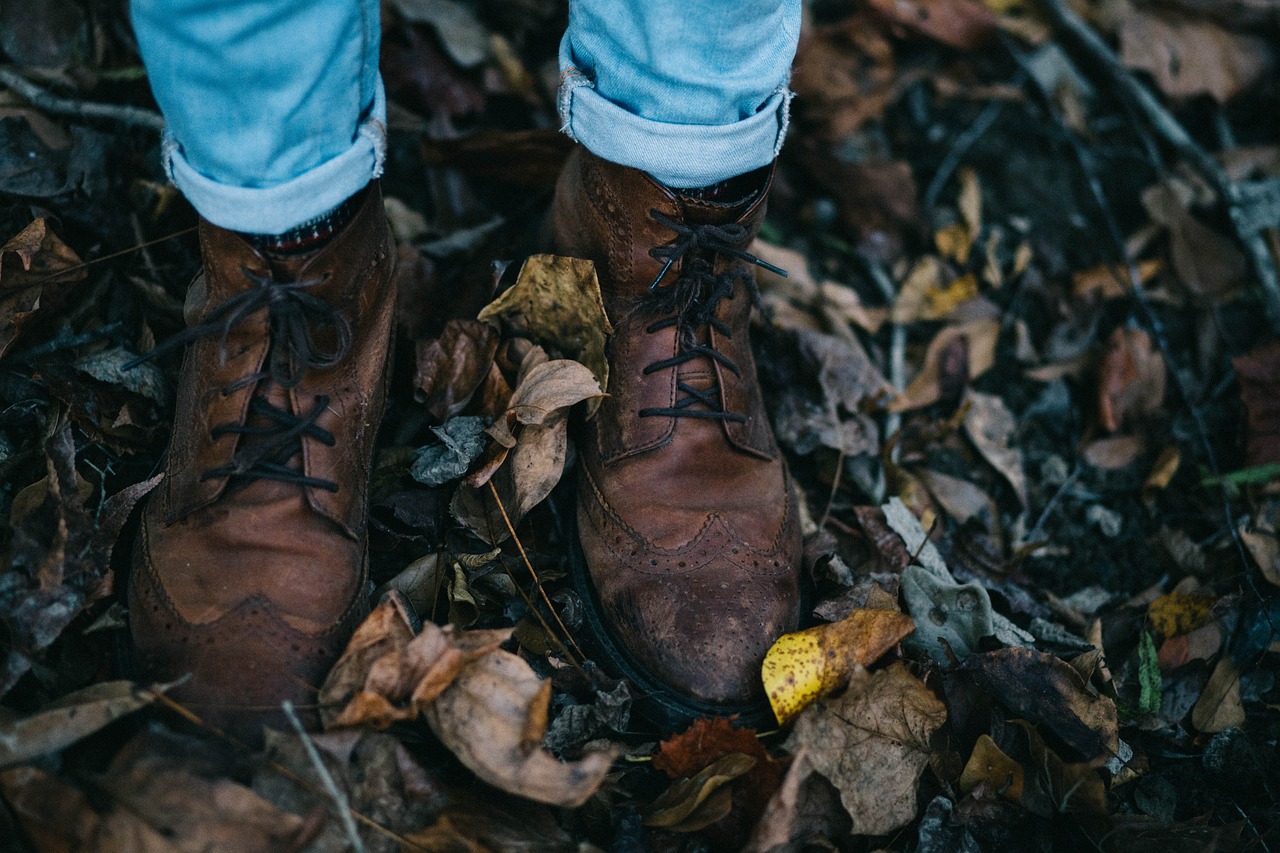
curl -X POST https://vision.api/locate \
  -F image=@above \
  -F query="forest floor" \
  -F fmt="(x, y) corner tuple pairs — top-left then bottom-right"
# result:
(0, 0), (1279, 850)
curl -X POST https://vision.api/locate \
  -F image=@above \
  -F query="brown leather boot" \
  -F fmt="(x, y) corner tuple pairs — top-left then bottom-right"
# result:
(553, 148), (802, 726)
(128, 183), (395, 740)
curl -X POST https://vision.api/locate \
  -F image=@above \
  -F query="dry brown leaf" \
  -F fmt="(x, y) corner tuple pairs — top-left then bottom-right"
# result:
(918, 468), (998, 528)
(0, 219), (86, 359)
(958, 647), (1119, 763)
(959, 734), (1024, 803)
(421, 647), (616, 807)
(785, 662), (946, 835)
(1142, 180), (1249, 300)
(644, 752), (758, 832)
(762, 608), (916, 725)
(413, 318), (500, 421)
(477, 254), (613, 415)
(1097, 327), (1166, 432)
(1072, 259), (1162, 300)
(1232, 339), (1280, 466)
(1191, 658), (1246, 732)
(866, 0), (999, 49)
(1008, 721), (1107, 816)
(1119, 8), (1272, 102)
(790, 14), (897, 142)
(891, 319), (999, 411)
(964, 390), (1028, 506)
(1083, 434), (1145, 470)
(485, 358), (602, 448)
(0, 681), (167, 768)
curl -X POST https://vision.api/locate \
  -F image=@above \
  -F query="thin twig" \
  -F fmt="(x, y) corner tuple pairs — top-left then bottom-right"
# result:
(281, 700), (366, 853)
(0, 66), (165, 130)
(923, 80), (1020, 211)
(487, 480), (588, 667)
(861, 254), (905, 456)
(1036, 0), (1280, 330)
(150, 692), (428, 852)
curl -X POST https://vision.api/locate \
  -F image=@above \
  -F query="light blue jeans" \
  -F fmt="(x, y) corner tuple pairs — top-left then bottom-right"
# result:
(131, 0), (800, 233)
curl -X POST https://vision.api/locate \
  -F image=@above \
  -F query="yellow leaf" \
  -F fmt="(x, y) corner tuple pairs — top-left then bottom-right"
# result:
(762, 608), (915, 725)
(1142, 445), (1181, 499)
(958, 167), (982, 238)
(934, 223), (972, 264)
(959, 734), (1024, 803)
(1148, 591), (1215, 638)
(926, 273), (979, 317)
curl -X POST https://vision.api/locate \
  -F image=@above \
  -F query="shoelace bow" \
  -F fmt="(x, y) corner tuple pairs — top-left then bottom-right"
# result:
(639, 210), (785, 423)
(125, 266), (351, 491)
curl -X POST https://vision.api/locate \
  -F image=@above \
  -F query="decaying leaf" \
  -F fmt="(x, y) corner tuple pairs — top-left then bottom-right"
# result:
(321, 596), (509, 729)
(1141, 179), (1248, 300)
(1148, 590), (1216, 638)
(653, 716), (769, 778)
(452, 356), (602, 542)
(1232, 339), (1280, 466)
(413, 319), (500, 422)
(1119, 8), (1271, 102)
(1097, 326), (1166, 432)
(0, 218), (86, 360)
(958, 647), (1119, 763)
(891, 319), (999, 411)
(1191, 658), (1246, 733)
(1007, 720), (1107, 816)
(477, 254), (613, 413)
(0, 681), (169, 768)
(762, 607), (915, 724)
(0, 730), (320, 853)
(963, 389), (1028, 506)
(421, 646), (616, 808)
(786, 662), (947, 835)
(644, 752), (758, 832)
(400, 793), (577, 852)
(959, 734), (1024, 803)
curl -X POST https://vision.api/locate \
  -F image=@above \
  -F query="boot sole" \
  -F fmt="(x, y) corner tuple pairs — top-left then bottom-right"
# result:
(567, 503), (783, 732)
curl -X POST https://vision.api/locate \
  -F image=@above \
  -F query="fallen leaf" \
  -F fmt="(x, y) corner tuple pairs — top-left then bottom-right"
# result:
(1138, 631), (1163, 716)
(413, 319), (500, 422)
(485, 358), (602, 448)
(790, 15), (897, 142)
(1142, 180), (1249, 299)
(390, 0), (491, 68)
(918, 468), (998, 529)
(964, 390), (1028, 506)
(400, 794), (578, 852)
(1241, 524), (1280, 587)
(322, 598), (509, 729)
(901, 565), (995, 663)
(644, 752), (757, 832)
(958, 647), (1119, 763)
(1097, 327), (1166, 432)
(1143, 445), (1182, 498)
(891, 319), (999, 411)
(1008, 720), (1107, 816)
(743, 750), (851, 853)
(1191, 658), (1246, 732)
(1148, 591), (1216, 638)
(477, 255), (613, 413)
(785, 662), (947, 835)
(653, 717), (769, 778)
(421, 646), (616, 807)
(1083, 434), (1145, 470)
(410, 416), (490, 486)
(0, 681), (168, 769)
(1120, 8), (1271, 102)
(1072, 259), (1162, 300)
(0, 730), (320, 853)
(1232, 339), (1280, 466)
(959, 734), (1024, 803)
(762, 608), (915, 724)
(0, 218), (86, 359)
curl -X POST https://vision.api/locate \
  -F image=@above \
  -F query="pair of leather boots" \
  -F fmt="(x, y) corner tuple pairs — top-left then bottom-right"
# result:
(128, 147), (801, 738)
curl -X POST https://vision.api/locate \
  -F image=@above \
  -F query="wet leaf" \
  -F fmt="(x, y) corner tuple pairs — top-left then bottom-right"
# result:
(477, 255), (613, 415)
(959, 648), (1119, 763)
(1191, 658), (1246, 733)
(410, 416), (490, 486)
(762, 608), (915, 724)
(786, 663), (946, 835)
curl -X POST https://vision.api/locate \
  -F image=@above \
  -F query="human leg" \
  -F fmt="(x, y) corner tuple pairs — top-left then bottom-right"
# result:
(554, 1), (804, 724)
(127, 0), (394, 739)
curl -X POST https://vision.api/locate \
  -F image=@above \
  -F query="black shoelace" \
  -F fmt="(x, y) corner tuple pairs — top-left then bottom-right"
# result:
(638, 210), (785, 423)
(125, 266), (351, 491)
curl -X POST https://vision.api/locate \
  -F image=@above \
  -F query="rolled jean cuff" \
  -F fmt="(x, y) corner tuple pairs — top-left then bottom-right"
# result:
(162, 79), (387, 234)
(557, 65), (792, 189)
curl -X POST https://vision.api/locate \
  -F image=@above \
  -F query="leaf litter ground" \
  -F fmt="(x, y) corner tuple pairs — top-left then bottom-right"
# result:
(1, 0), (1279, 850)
